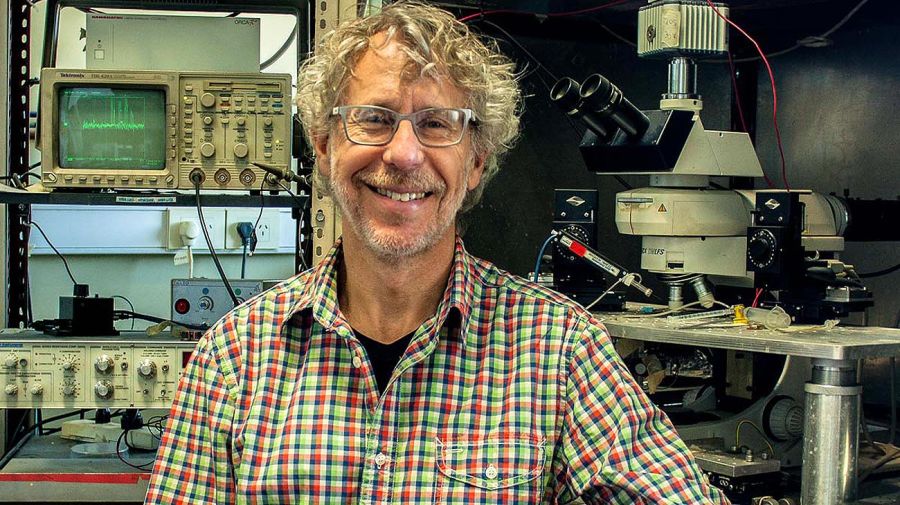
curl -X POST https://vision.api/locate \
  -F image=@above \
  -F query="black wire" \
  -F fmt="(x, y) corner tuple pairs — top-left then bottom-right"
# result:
(116, 430), (155, 472)
(613, 175), (633, 190)
(27, 220), (78, 287)
(113, 310), (206, 331)
(194, 185), (239, 306)
(261, 21), (299, 70)
(274, 180), (309, 270)
(241, 243), (248, 279)
(476, 19), (558, 82)
(21, 409), (91, 438)
(858, 262), (900, 279)
(112, 295), (136, 330)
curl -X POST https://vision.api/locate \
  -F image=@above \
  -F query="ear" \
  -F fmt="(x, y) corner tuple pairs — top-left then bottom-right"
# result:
(313, 134), (331, 177)
(466, 152), (487, 191)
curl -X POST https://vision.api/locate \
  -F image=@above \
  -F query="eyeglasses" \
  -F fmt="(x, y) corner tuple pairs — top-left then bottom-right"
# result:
(331, 105), (476, 147)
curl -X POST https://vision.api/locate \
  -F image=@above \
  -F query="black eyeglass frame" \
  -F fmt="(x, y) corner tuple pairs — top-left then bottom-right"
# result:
(331, 105), (477, 147)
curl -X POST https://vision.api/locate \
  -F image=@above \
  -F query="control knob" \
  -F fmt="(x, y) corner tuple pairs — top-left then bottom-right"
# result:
(3, 354), (18, 369)
(138, 359), (158, 379)
(5, 384), (18, 396)
(95, 354), (114, 374)
(62, 381), (77, 397)
(233, 143), (249, 158)
(94, 380), (114, 399)
(747, 229), (778, 270)
(200, 142), (216, 158)
(61, 359), (76, 372)
(30, 384), (43, 396)
(200, 92), (216, 108)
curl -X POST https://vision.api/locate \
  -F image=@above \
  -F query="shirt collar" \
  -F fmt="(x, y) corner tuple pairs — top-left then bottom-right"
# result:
(278, 236), (476, 344)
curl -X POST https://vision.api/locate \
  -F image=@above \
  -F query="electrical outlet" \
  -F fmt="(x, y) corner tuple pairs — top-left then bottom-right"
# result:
(167, 208), (226, 250)
(225, 209), (281, 250)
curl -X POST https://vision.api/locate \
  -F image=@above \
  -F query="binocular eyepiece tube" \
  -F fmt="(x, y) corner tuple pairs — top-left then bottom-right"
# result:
(550, 73), (650, 141)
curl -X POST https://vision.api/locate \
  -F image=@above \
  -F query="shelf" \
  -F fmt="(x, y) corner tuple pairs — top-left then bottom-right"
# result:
(0, 190), (308, 208)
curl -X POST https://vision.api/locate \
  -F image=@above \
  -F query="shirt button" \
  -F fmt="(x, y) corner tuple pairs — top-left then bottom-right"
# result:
(352, 355), (362, 368)
(374, 452), (387, 467)
(485, 464), (498, 480)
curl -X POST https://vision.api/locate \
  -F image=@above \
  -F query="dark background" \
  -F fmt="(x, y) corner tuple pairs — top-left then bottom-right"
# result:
(442, 0), (899, 403)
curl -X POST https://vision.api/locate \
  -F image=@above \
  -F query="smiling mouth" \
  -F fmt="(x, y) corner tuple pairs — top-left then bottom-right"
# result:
(371, 185), (432, 202)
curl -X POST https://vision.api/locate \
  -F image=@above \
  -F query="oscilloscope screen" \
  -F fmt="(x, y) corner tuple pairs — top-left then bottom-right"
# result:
(58, 87), (167, 170)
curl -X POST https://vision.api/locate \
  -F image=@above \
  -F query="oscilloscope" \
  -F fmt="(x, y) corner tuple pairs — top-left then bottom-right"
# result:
(39, 68), (292, 191)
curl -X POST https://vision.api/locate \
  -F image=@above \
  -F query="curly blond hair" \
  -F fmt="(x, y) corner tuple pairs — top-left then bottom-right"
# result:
(295, 1), (521, 211)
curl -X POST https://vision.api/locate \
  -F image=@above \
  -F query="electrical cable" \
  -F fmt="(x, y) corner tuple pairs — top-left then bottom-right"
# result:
(458, 0), (628, 23)
(477, 19), (558, 82)
(705, 0), (790, 191)
(26, 220), (78, 287)
(728, 0), (870, 64)
(735, 419), (777, 457)
(241, 242), (249, 279)
(751, 288), (764, 308)
(193, 184), (239, 306)
(111, 295), (136, 330)
(116, 430), (155, 472)
(532, 233), (558, 282)
(613, 175), (633, 190)
(858, 262), (900, 279)
(261, 21), (299, 70)
(598, 24), (636, 47)
(113, 310), (206, 331)
(0, 432), (33, 471)
(726, 52), (775, 189)
(23, 409), (91, 438)
(584, 277), (625, 311)
(625, 300), (732, 319)
(274, 180), (309, 271)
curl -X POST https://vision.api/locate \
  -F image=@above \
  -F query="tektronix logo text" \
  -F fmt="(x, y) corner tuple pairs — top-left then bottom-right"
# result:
(60, 73), (85, 78)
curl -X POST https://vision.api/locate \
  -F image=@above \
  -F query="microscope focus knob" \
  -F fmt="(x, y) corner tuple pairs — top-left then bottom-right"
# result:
(747, 229), (778, 270)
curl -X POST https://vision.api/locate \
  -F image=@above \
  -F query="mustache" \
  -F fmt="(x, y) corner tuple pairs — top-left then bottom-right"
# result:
(356, 168), (446, 194)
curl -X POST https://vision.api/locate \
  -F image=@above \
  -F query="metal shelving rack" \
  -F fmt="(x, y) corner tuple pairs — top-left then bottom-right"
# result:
(2, 0), (320, 329)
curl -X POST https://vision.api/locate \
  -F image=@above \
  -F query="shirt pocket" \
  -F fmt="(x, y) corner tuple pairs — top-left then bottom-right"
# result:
(434, 435), (547, 504)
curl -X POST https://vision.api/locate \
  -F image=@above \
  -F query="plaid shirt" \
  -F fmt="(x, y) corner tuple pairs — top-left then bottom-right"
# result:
(146, 237), (728, 504)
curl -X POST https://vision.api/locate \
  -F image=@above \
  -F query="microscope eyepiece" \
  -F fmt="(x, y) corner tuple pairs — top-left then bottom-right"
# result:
(551, 76), (614, 139)
(579, 73), (650, 139)
(550, 77), (582, 113)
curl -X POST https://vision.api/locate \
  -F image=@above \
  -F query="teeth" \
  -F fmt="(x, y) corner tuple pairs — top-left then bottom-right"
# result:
(375, 187), (427, 202)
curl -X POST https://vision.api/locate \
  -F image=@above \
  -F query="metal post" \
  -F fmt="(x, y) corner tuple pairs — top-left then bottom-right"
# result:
(802, 359), (860, 504)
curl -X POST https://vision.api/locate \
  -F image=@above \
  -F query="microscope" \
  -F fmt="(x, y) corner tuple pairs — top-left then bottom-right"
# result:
(551, 0), (874, 323)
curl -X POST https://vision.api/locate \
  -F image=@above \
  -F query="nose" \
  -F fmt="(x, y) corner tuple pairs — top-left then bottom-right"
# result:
(382, 119), (424, 169)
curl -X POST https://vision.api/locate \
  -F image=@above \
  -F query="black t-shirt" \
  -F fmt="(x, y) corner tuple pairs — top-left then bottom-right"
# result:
(354, 329), (415, 395)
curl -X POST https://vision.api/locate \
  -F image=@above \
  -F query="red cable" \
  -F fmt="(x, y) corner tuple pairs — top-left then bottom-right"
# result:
(459, 0), (628, 24)
(751, 288), (763, 308)
(727, 52), (775, 188)
(706, 0), (791, 191)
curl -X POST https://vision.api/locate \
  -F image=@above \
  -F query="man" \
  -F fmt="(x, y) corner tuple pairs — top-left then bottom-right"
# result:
(146, 2), (728, 503)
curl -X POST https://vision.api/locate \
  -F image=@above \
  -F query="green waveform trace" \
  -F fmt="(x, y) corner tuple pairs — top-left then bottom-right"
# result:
(81, 120), (146, 131)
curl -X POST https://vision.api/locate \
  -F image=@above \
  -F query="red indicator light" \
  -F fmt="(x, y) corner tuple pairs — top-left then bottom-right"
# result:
(174, 299), (191, 314)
